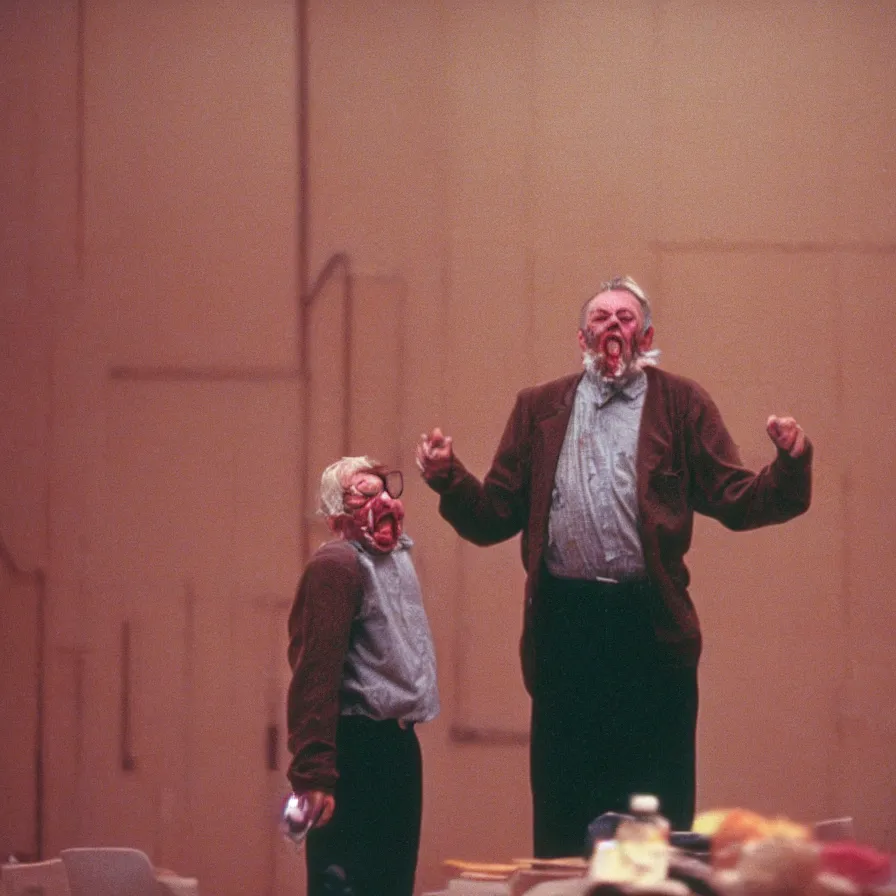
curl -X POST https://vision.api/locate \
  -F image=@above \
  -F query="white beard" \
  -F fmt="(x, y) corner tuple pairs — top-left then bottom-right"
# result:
(582, 346), (661, 383)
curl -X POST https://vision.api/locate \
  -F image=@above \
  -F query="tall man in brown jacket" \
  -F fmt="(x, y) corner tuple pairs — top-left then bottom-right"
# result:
(416, 276), (811, 857)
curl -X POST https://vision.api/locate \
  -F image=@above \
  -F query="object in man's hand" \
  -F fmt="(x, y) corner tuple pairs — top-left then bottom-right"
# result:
(280, 793), (315, 849)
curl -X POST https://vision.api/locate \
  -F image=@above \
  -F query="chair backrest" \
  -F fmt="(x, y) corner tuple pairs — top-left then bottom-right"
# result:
(1, 858), (71, 896)
(59, 848), (159, 896)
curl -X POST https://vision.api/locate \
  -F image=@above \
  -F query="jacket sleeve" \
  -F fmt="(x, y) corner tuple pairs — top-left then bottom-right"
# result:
(685, 384), (813, 530)
(285, 545), (362, 794)
(427, 391), (531, 546)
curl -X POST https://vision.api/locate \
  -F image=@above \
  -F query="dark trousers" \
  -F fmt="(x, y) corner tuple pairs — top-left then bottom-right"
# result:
(305, 716), (422, 896)
(530, 573), (698, 858)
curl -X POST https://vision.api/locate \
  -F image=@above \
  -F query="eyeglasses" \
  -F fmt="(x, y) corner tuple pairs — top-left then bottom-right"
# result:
(344, 469), (404, 506)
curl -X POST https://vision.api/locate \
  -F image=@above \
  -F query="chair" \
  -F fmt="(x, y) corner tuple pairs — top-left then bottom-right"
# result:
(59, 848), (160, 896)
(1, 858), (71, 896)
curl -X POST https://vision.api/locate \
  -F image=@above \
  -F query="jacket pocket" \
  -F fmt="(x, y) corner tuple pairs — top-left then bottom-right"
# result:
(647, 468), (686, 515)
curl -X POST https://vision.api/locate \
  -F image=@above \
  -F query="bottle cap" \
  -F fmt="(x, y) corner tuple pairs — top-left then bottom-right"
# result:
(629, 793), (660, 815)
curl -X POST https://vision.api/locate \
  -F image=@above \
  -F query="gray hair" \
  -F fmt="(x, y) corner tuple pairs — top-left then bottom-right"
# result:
(579, 275), (652, 333)
(318, 455), (379, 517)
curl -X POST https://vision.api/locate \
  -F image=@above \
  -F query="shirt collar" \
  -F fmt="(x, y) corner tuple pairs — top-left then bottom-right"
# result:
(350, 532), (413, 554)
(582, 369), (647, 408)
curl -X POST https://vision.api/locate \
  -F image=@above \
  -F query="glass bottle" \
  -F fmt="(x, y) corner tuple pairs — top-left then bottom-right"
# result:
(615, 793), (671, 883)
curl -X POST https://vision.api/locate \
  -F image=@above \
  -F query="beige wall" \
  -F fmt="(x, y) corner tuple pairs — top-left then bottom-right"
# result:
(2, 2), (895, 895)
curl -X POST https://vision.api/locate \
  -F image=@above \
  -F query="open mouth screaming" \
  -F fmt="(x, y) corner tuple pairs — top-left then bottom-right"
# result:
(597, 333), (628, 378)
(363, 504), (403, 552)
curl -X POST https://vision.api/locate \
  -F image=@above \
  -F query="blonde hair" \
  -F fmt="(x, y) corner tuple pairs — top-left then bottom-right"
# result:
(318, 456), (379, 517)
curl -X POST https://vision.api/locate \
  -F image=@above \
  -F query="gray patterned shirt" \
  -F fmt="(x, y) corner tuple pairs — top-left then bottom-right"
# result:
(545, 371), (648, 582)
(341, 534), (440, 723)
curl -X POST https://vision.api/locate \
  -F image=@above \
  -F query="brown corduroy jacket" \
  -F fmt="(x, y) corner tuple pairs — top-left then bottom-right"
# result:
(426, 366), (812, 689)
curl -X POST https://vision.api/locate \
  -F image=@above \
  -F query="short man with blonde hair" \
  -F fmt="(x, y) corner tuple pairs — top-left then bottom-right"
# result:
(286, 456), (439, 895)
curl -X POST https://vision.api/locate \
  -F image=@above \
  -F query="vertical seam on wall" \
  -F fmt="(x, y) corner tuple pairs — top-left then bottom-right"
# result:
(436, 0), (451, 437)
(76, 0), (85, 281)
(296, 0), (310, 565)
(833, 253), (850, 815)
(395, 279), (407, 469)
(525, 0), (538, 375)
(651, 0), (664, 294)
(830, 18), (850, 818)
(445, 3), (464, 725)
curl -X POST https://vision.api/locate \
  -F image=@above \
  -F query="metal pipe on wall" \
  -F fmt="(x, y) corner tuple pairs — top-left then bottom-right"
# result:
(0, 536), (46, 860)
(296, 0), (354, 567)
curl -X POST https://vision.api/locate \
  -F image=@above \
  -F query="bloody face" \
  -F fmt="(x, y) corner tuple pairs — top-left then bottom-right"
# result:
(339, 468), (405, 554)
(578, 289), (653, 380)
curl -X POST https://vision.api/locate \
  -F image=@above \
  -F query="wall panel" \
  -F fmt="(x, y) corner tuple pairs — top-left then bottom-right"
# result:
(0, 561), (40, 860)
(659, 249), (841, 819)
(86, 1), (297, 368)
(657, 0), (840, 243)
(836, 251), (896, 848)
(3, 4), (896, 894)
(443, 1), (538, 738)
(531, 0), (662, 385)
(831, 4), (896, 244)
(95, 381), (301, 891)
(0, 0), (78, 570)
